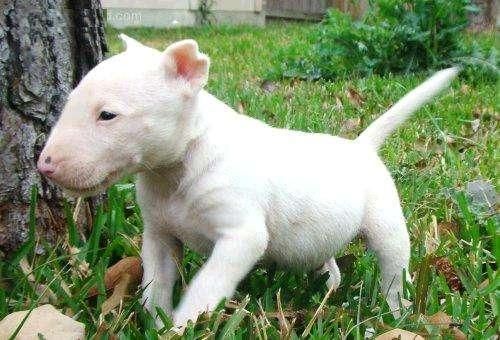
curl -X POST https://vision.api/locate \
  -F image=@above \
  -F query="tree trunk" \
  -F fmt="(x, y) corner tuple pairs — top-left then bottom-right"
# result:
(0, 0), (107, 254)
(469, 0), (496, 31)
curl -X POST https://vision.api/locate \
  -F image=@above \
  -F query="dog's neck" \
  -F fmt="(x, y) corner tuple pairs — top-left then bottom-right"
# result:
(137, 90), (231, 193)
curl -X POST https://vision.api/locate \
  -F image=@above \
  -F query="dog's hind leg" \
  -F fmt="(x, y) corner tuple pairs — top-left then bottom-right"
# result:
(363, 195), (411, 316)
(321, 257), (341, 290)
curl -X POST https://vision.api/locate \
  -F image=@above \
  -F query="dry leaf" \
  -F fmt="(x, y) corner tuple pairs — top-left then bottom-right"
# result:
(451, 329), (467, 340)
(401, 298), (413, 308)
(35, 284), (58, 305)
(94, 322), (118, 340)
(427, 311), (467, 340)
(478, 278), (489, 290)
(375, 328), (425, 340)
(437, 220), (460, 236)
(433, 257), (463, 292)
(427, 311), (453, 326)
(276, 290), (291, 338)
(335, 96), (343, 110)
(284, 88), (294, 101)
(78, 261), (92, 278)
(413, 158), (428, 169)
(343, 117), (361, 132)
(101, 273), (133, 315)
(346, 87), (364, 107)
(88, 256), (142, 297)
(19, 257), (58, 304)
(459, 84), (470, 94)
(471, 119), (480, 133)
(237, 101), (245, 114)
(444, 135), (456, 145)
(365, 327), (376, 339)
(265, 310), (304, 319)
(19, 257), (35, 282)
(424, 215), (440, 254)
(260, 80), (278, 94)
(472, 106), (497, 120)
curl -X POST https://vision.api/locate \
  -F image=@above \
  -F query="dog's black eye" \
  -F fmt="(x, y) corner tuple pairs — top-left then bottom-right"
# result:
(98, 111), (117, 121)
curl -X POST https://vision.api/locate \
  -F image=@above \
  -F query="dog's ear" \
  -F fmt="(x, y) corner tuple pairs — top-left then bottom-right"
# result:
(163, 39), (210, 89)
(118, 34), (144, 51)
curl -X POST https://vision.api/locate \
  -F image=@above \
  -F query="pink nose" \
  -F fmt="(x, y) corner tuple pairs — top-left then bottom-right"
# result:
(37, 156), (56, 178)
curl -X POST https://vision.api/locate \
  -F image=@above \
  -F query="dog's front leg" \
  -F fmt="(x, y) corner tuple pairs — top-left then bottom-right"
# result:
(141, 227), (182, 323)
(173, 223), (268, 327)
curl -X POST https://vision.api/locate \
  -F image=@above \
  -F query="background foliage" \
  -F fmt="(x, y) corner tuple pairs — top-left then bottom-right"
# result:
(273, 0), (498, 82)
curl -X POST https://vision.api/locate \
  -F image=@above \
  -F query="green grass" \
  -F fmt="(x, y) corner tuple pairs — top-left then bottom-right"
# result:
(1, 23), (498, 339)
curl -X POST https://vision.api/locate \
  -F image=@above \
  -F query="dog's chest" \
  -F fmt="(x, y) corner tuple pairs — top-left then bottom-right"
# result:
(137, 176), (214, 255)
(162, 194), (214, 255)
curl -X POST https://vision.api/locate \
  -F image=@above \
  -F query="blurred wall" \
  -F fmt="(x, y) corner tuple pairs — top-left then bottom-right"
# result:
(102, 0), (265, 28)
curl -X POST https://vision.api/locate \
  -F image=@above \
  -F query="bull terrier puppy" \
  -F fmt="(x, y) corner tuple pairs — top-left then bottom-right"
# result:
(38, 34), (458, 328)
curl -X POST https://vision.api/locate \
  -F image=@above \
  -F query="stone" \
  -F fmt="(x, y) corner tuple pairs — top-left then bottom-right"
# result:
(0, 304), (85, 340)
(466, 180), (496, 210)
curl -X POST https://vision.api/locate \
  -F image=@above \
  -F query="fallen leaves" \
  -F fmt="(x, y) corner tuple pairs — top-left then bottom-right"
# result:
(88, 256), (142, 298)
(101, 272), (135, 315)
(437, 220), (460, 237)
(472, 105), (499, 121)
(375, 312), (466, 340)
(68, 246), (92, 279)
(426, 311), (467, 340)
(276, 290), (293, 339)
(375, 328), (425, 340)
(470, 118), (480, 133)
(346, 87), (364, 107)
(478, 278), (490, 290)
(334, 96), (343, 110)
(422, 216), (463, 292)
(236, 101), (245, 114)
(424, 215), (440, 255)
(19, 257), (58, 304)
(87, 257), (143, 316)
(342, 117), (361, 132)
(459, 84), (470, 95)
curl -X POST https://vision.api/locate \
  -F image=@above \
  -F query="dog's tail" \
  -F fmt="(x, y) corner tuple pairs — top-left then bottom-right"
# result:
(356, 67), (459, 150)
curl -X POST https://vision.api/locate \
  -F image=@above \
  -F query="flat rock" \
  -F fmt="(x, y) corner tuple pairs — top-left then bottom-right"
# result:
(375, 328), (425, 340)
(466, 180), (496, 210)
(0, 304), (84, 340)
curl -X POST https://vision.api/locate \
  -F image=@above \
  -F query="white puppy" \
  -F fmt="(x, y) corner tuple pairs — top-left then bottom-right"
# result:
(38, 35), (458, 327)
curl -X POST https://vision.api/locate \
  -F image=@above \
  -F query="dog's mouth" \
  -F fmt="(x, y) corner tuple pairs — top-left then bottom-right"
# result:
(61, 169), (123, 197)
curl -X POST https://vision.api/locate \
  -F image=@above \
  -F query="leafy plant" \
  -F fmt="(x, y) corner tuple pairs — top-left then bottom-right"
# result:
(197, 0), (216, 26)
(275, 0), (498, 81)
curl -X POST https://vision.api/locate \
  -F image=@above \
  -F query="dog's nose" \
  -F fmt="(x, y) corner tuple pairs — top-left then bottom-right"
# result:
(37, 156), (57, 178)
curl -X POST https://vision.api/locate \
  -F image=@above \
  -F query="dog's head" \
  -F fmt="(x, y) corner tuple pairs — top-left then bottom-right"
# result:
(37, 35), (209, 196)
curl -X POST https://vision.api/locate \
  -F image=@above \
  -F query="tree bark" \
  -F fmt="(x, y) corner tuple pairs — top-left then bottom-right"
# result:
(469, 0), (496, 31)
(0, 0), (107, 254)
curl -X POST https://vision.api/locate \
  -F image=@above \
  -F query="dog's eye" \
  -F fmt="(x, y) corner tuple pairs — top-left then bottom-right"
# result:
(98, 111), (117, 121)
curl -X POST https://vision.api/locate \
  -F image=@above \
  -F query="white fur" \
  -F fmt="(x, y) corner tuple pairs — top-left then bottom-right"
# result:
(38, 35), (458, 328)
(357, 67), (459, 149)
